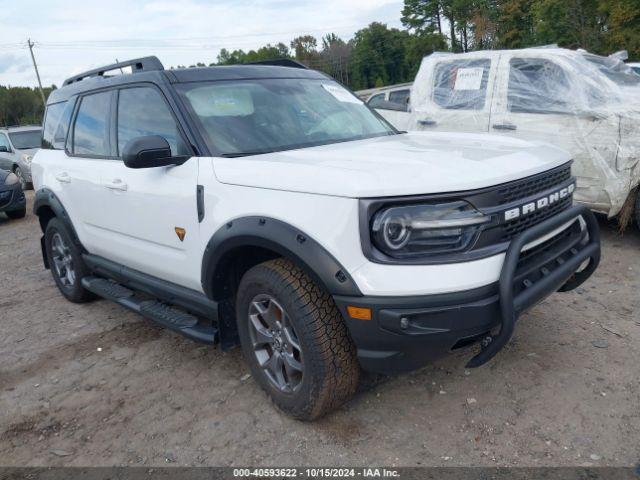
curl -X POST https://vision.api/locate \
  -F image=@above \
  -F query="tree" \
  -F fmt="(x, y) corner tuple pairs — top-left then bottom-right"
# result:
(216, 43), (292, 65)
(349, 23), (414, 90)
(532, 0), (604, 52)
(0, 85), (55, 126)
(291, 35), (319, 64)
(402, 0), (444, 34)
(599, 0), (640, 60)
(495, 0), (534, 48)
(319, 33), (353, 84)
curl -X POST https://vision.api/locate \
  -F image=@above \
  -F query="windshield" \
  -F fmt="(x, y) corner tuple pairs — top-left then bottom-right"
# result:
(8, 130), (42, 150)
(582, 54), (640, 86)
(177, 79), (396, 157)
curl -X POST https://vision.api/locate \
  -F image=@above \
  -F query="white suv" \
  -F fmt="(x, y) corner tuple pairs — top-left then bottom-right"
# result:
(32, 57), (601, 420)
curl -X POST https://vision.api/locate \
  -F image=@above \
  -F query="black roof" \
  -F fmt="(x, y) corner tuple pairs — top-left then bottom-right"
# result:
(48, 56), (327, 105)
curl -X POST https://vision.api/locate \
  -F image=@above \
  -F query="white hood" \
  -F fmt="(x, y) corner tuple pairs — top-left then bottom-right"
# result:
(211, 132), (571, 198)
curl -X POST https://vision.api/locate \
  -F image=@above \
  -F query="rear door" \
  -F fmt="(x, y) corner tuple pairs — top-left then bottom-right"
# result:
(410, 55), (497, 133)
(85, 84), (201, 289)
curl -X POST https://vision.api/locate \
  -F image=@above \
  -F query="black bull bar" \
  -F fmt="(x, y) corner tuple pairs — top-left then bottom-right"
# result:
(466, 205), (601, 368)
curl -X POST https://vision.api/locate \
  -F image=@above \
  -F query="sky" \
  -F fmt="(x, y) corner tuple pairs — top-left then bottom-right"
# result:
(0, 0), (404, 88)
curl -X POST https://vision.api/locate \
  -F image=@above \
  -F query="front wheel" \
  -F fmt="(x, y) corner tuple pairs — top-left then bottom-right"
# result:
(236, 258), (359, 420)
(14, 167), (29, 190)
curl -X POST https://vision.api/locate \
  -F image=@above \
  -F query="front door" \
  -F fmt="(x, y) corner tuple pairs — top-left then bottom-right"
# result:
(409, 55), (498, 133)
(79, 85), (202, 290)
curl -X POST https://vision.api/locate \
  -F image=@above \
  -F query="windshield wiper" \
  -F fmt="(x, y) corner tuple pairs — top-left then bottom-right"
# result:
(220, 149), (276, 158)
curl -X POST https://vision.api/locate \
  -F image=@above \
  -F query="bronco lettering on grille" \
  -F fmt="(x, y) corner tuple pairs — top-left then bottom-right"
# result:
(504, 183), (575, 222)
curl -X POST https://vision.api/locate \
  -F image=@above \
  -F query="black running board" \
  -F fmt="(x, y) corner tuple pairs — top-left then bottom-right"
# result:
(81, 276), (218, 344)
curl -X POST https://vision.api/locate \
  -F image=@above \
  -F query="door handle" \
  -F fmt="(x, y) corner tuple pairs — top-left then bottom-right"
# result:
(55, 172), (71, 183)
(104, 179), (128, 191)
(418, 119), (437, 126)
(492, 123), (517, 131)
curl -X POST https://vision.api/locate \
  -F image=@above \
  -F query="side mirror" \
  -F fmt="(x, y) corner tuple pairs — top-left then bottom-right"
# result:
(0, 146), (9, 153)
(122, 135), (188, 169)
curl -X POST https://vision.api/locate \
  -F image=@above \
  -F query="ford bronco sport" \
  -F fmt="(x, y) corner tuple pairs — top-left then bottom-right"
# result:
(32, 57), (601, 420)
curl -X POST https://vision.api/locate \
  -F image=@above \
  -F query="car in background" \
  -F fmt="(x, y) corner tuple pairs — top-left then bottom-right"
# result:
(0, 169), (26, 220)
(373, 48), (640, 229)
(628, 62), (640, 75)
(0, 125), (42, 190)
(360, 83), (413, 128)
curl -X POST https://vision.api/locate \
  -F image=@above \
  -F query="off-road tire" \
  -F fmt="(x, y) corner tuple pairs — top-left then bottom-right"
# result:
(6, 206), (26, 219)
(45, 217), (95, 303)
(236, 258), (359, 420)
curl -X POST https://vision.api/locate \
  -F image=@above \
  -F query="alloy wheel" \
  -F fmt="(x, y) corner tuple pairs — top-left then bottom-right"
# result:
(248, 294), (304, 393)
(51, 233), (76, 287)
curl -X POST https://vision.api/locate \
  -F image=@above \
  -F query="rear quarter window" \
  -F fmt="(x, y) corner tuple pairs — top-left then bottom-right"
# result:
(42, 100), (73, 149)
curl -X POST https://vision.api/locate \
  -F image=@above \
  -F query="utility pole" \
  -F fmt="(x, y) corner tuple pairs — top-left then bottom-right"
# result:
(27, 39), (46, 106)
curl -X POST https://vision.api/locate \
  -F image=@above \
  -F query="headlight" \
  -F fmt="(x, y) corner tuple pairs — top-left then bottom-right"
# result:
(371, 201), (491, 258)
(4, 173), (19, 186)
(21, 154), (33, 164)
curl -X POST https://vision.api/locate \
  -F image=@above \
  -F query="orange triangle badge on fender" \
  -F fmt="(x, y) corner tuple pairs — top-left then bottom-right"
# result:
(175, 227), (186, 242)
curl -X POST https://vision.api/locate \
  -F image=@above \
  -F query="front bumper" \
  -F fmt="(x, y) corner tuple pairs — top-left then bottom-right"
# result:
(0, 183), (26, 214)
(335, 205), (600, 375)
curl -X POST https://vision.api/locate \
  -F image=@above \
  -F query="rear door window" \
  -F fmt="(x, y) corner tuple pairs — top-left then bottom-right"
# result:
(507, 58), (572, 114)
(72, 91), (113, 157)
(432, 59), (491, 110)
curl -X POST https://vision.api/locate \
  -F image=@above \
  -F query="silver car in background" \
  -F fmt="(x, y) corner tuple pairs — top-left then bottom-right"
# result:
(0, 125), (42, 190)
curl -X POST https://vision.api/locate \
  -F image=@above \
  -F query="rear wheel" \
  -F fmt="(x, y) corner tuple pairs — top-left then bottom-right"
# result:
(236, 258), (359, 420)
(45, 218), (95, 303)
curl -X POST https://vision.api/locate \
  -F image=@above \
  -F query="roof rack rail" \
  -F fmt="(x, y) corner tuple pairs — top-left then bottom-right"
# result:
(247, 58), (308, 69)
(63, 56), (164, 86)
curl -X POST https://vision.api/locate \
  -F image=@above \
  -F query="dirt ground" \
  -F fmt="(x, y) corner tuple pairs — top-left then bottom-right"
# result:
(0, 191), (638, 467)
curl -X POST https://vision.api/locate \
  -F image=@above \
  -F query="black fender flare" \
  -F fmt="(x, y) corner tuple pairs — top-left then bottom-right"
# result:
(201, 216), (362, 300)
(33, 188), (83, 250)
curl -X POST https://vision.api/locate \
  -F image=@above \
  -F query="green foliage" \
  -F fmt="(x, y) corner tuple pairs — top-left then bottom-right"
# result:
(0, 86), (54, 127)
(216, 43), (292, 65)
(400, 0), (640, 58)
(600, 0), (640, 59)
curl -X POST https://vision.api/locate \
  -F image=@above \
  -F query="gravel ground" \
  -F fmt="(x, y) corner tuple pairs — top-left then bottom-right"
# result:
(0, 192), (638, 467)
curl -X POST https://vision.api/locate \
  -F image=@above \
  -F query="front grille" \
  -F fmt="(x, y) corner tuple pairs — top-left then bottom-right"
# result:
(496, 164), (572, 204)
(501, 196), (573, 241)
